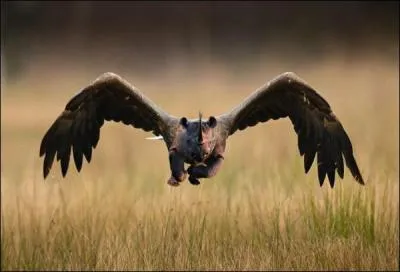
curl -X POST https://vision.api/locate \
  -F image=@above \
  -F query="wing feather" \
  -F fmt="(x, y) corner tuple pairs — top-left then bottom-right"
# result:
(39, 72), (179, 178)
(73, 141), (83, 172)
(217, 72), (364, 187)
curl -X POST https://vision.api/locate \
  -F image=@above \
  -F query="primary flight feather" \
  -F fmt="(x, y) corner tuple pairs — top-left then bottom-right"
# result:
(40, 72), (364, 187)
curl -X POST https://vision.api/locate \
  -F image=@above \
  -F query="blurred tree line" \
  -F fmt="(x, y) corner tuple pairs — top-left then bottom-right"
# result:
(1, 1), (399, 82)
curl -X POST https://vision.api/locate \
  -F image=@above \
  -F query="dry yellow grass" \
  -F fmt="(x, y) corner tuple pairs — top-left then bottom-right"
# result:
(1, 53), (398, 270)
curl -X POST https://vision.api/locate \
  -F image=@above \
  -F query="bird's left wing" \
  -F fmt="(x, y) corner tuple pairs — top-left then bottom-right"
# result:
(39, 72), (179, 178)
(216, 72), (364, 187)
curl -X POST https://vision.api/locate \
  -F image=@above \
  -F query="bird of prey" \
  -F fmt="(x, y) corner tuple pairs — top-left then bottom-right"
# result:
(39, 72), (364, 188)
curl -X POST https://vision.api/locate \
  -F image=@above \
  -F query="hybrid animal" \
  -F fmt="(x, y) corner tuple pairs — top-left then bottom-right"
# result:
(40, 72), (364, 187)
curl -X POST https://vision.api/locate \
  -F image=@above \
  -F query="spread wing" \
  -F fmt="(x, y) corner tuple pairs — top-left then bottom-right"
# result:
(217, 72), (364, 187)
(39, 72), (179, 178)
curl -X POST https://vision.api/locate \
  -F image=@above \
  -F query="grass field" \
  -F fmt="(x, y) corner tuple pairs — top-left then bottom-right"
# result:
(1, 54), (399, 270)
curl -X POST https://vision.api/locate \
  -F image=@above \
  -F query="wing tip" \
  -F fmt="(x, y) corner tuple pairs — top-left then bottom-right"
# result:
(355, 174), (365, 185)
(43, 164), (50, 179)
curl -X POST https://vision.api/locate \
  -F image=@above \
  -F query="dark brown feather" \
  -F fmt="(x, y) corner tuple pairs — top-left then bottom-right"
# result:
(39, 72), (178, 178)
(217, 72), (364, 187)
(73, 141), (83, 172)
(317, 150), (327, 186)
(304, 147), (316, 173)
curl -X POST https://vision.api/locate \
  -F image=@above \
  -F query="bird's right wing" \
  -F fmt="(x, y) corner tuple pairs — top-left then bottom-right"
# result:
(39, 72), (180, 178)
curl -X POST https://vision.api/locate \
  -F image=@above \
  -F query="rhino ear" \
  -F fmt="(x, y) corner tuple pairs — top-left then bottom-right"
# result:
(208, 116), (217, 128)
(180, 117), (188, 128)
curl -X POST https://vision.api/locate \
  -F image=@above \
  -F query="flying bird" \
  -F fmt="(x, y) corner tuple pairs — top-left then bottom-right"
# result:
(39, 72), (364, 188)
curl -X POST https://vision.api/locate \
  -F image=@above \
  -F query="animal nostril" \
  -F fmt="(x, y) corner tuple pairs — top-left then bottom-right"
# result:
(191, 152), (196, 158)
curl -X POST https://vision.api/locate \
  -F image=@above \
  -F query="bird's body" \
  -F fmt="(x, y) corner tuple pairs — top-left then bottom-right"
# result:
(40, 72), (364, 187)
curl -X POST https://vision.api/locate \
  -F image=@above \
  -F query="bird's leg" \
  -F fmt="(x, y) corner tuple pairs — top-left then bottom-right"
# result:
(167, 148), (187, 186)
(187, 154), (224, 185)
